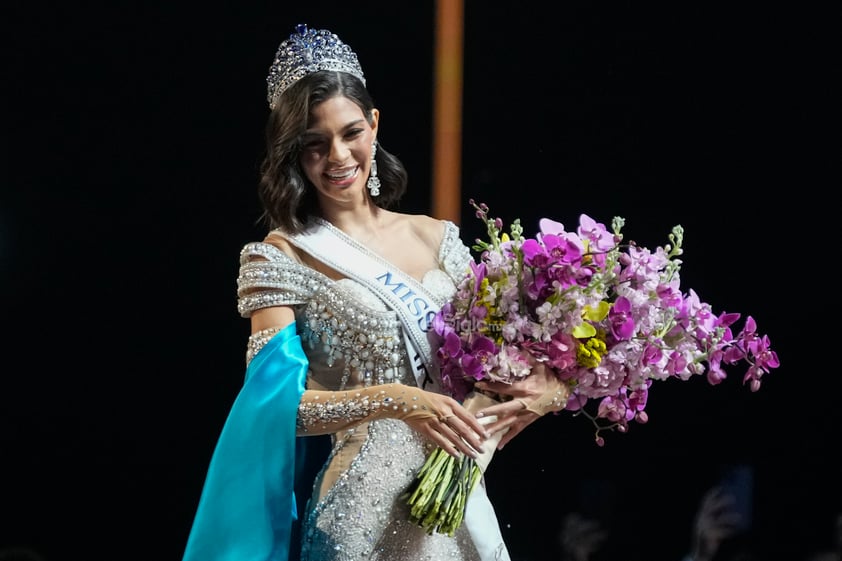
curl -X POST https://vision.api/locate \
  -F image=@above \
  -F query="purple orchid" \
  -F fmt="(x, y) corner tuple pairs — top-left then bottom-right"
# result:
(431, 201), (780, 445)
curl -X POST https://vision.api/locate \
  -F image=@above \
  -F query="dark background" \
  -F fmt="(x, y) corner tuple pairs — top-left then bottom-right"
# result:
(4, 2), (839, 561)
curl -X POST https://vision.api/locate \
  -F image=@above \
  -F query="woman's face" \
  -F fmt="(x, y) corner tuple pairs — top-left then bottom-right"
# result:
(299, 95), (379, 206)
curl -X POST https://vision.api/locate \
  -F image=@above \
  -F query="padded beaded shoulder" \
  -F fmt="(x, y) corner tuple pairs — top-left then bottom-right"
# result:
(236, 238), (407, 388)
(236, 221), (474, 318)
(437, 220), (473, 285)
(236, 241), (324, 317)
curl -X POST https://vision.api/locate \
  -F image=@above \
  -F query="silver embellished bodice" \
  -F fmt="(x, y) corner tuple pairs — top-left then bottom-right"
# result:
(237, 221), (471, 390)
(236, 221), (489, 561)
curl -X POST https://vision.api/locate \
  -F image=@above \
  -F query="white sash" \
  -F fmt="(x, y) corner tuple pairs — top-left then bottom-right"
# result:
(289, 218), (442, 393)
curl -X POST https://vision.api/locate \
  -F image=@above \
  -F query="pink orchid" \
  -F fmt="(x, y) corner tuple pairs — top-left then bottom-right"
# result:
(431, 201), (780, 446)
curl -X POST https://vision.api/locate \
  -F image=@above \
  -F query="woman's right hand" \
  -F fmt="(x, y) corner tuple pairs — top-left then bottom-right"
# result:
(297, 383), (489, 459)
(395, 386), (490, 460)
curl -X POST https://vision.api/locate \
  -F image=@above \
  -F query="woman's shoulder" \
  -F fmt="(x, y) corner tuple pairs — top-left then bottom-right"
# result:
(239, 230), (303, 264)
(387, 211), (454, 246)
(392, 212), (467, 249)
(236, 230), (327, 316)
(405, 213), (448, 243)
(392, 212), (472, 275)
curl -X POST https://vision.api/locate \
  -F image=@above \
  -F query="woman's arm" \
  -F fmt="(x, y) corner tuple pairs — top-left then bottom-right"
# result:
(251, 306), (490, 459)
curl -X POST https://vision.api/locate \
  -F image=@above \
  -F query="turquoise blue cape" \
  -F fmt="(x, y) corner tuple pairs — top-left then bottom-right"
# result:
(182, 323), (307, 561)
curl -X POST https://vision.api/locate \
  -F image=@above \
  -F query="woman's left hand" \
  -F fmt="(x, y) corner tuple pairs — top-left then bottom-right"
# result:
(473, 362), (568, 449)
(473, 400), (538, 450)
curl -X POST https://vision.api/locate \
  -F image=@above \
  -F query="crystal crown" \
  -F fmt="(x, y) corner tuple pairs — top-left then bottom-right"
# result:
(266, 24), (366, 109)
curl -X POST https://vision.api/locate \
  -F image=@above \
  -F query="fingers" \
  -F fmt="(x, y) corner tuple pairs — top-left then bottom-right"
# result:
(496, 420), (527, 449)
(435, 415), (483, 459)
(492, 409), (541, 449)
(477, 415), (516, 439)
(514, 398), (530, 411)
(429, 397), (490, 458)
(443, 414), (487, 453)
(456, 408), (493, 441)
(472, 395), (539, 450)
(475, 397), (527, 419)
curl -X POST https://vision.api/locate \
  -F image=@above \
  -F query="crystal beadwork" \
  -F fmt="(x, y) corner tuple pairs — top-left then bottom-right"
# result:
(266, 24), (366, 110)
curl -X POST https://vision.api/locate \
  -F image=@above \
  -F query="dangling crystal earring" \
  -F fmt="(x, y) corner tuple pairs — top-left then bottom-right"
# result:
(366, 142), (381, 197)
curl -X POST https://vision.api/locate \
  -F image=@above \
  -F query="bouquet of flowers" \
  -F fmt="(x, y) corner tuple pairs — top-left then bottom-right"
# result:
(402, 200), (780, 536)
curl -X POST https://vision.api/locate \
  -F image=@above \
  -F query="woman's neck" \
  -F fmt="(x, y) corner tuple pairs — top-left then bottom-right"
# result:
(320, 205), (391, 244)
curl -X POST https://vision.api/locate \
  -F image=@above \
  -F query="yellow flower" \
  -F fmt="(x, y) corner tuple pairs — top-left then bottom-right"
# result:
(571, 302), (610, 339)
(577, 336), (607, 368)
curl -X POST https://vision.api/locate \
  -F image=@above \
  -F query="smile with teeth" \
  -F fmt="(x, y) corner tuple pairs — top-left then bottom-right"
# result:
(325, 166), (358, 181)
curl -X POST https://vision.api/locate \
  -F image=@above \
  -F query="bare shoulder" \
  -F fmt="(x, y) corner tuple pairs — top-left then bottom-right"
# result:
(371, 211), (447, 279)
(262, 230), (303, 261)
(397, 213), (446, 251)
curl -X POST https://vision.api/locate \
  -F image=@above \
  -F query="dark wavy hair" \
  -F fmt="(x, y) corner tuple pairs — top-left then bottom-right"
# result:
(257, 70), (408, 233)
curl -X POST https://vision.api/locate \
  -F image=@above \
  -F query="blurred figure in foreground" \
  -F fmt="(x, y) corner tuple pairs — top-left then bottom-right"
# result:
(552, 477), (755, 561)
(557, 511), (609, 561)
(681, 482), (755, 561)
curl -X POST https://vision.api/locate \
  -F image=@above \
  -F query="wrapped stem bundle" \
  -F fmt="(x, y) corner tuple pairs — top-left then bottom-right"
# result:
(403, 391), (505, 536)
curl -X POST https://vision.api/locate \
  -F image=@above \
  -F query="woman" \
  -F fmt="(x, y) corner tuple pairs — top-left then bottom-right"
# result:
(182, 24), (565, 561)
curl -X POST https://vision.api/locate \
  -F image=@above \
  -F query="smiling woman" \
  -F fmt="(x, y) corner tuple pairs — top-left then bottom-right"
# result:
(4, 2), (836, 561)
(179, 24), (534, 561)
(297, 96), (379, 199)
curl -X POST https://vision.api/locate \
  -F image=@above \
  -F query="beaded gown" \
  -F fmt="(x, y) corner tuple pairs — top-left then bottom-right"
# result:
(235, 219), (510, 561)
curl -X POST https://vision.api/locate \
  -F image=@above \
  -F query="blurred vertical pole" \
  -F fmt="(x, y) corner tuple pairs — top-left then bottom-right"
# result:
(432, 0), (464, 224)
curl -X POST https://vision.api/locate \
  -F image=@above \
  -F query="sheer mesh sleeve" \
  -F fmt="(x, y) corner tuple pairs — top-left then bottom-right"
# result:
(296, 383), (449, 435)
